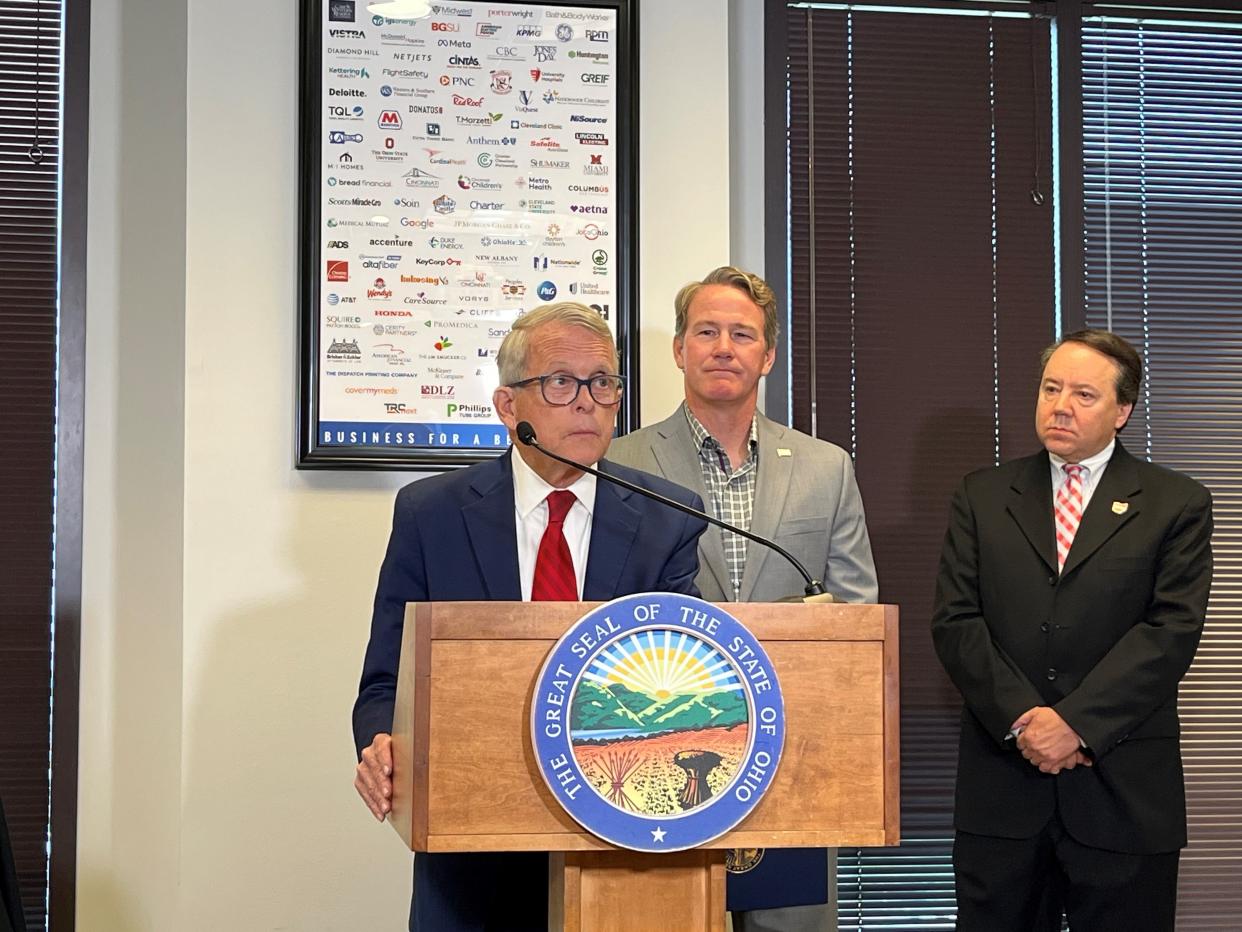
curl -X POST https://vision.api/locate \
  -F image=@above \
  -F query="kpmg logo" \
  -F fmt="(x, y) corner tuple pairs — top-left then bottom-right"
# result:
(531, 593), (785, 852)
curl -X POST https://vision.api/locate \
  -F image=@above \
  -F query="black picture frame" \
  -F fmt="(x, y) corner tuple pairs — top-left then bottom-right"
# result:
(297, 0), (638, 470)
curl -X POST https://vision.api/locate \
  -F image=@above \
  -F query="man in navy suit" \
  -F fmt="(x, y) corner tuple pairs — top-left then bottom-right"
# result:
(932, 329), (1213, 930)
(352, 301), (708, 932)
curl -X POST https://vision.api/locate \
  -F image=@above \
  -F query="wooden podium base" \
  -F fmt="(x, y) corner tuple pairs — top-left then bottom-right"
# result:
(549, 850), (726, 932)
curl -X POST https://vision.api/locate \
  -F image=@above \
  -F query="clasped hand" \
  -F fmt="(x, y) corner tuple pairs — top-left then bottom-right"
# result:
(1012, 706), (1092, 775)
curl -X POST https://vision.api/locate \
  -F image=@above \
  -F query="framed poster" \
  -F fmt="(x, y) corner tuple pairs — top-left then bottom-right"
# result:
(297, 0), (637, 470)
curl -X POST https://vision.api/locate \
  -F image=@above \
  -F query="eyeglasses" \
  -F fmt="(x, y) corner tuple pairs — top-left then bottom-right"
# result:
(507, 373), (626, 406)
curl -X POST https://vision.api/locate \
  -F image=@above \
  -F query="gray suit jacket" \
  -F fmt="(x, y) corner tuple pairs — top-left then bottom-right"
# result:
(608, 406), (878, 603)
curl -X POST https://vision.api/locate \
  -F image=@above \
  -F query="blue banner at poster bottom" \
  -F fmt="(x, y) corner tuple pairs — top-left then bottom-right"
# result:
(319, 421), (511, 450)
(727, 847), (830, 912)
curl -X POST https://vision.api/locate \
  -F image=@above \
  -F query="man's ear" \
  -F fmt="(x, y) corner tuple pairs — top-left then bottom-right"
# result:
(493, 386), (517, 429)
(672, 334), (685, 371)
(1115, 402), (1134, 432)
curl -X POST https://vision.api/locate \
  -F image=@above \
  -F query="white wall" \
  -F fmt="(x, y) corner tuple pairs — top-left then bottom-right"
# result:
(78, 0), (735, 929)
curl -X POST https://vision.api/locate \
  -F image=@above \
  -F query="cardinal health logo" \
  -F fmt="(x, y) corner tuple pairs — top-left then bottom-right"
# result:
(531, 593), (785, 852)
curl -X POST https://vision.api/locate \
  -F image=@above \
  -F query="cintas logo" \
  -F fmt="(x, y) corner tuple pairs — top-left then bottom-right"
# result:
(378, 109), (403, 128)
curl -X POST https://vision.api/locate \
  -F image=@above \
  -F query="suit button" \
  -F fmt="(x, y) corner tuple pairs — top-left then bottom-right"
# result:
(1047, 668), (1057, 680)
(1040, 622), (1050, 633)
(1048, 575), (1057, 585)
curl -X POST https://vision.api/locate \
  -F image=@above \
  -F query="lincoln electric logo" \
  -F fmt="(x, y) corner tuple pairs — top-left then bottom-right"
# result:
(532, 593), (785, 852)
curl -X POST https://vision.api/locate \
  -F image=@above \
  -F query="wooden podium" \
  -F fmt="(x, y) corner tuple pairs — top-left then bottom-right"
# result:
(389, 601), (900, 931)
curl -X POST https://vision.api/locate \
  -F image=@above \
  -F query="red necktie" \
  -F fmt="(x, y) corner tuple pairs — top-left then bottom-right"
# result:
(1054, 464), (1086, 572)
(532, 490), (578, 601)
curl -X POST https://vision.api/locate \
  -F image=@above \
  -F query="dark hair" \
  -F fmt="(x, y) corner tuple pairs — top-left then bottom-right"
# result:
(1039, 328), (1142, 407)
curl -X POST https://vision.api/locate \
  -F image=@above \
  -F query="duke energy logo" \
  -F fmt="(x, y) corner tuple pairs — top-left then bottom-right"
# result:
(532, 593), (784, 852)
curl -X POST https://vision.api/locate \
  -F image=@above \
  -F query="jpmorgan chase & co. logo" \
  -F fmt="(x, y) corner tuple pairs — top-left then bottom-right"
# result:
(531, 592), (784, 853)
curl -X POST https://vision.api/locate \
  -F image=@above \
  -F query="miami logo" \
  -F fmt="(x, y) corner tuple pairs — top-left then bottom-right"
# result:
(532, 593), (784, 852)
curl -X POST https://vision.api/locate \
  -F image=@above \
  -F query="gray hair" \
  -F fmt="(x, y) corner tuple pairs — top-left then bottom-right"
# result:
(496, 301), (616, 384)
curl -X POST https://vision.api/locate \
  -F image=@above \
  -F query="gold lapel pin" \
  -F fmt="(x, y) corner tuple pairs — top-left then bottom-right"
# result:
(1112, 501), (1129, 515)
(777, 448), (792, 457)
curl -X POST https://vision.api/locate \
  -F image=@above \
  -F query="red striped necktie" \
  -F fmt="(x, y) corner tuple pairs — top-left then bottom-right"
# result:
(532, 490), (578, 601)
(1054, 464), (1086, 573)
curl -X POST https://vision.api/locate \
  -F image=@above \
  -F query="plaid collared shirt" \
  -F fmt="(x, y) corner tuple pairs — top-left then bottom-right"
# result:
(684, 404), (759, 600)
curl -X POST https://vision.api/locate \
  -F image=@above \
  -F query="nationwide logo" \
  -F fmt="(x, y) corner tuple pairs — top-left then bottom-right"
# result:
(533, 255), (582, 270)
(433, 194), (457, 214)
(584, 154), (609, 175)
(533, 45), (557, 63)
(328, 0), (355, 22)
(328, 28), (366, 39)
(326, 338), (361, 359)
(367, 277), (394, 299)
(531, 593), (785, 853)
(516, 25), (543, 37)
(378, 109), (403, 128)
(570, 204), (608, 214)
(327, 260), (349, 281)
(575, 132), (607, 145)
(476, 22), (501, 37)
(329, 87), (366, 98)
(452, 94), (485, 107)
(491, 70), (512, 94)
(555, 23), (573, 41)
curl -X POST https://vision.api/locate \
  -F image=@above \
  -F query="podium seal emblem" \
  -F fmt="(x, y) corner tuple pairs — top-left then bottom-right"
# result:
(531, 593), (785, 853)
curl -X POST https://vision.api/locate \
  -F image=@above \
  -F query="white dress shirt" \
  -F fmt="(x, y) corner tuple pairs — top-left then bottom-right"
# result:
(1049, 438), (1116, 515)
(511, 448), (598, 600)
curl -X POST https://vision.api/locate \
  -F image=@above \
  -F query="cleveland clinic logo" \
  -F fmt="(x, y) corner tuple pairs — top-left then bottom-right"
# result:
(532, 593), (785, 852)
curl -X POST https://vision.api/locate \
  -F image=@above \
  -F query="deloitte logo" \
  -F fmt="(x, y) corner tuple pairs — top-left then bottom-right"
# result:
(531, 593), (785, 852)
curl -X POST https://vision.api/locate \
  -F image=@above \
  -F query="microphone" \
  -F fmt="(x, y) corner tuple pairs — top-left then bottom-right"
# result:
(516, 421), (832, 602)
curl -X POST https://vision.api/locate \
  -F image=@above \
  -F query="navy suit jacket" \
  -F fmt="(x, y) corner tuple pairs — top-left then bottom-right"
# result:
(353, 451), (707, 931)
(932, 441), (1212, 856)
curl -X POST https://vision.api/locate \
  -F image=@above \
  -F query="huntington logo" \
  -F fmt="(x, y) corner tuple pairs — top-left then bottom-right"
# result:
(532, 593), (784, 852)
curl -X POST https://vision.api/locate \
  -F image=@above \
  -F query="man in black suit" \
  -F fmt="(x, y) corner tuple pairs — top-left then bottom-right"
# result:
(932, 329), (1213, 931)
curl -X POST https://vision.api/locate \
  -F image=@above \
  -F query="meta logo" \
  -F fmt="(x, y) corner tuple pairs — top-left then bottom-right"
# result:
(378, 110), (403, 128)
(537, 280), (557, 301)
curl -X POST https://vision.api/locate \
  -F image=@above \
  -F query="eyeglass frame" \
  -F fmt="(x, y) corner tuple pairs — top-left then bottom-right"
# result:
(506, 372), (627, 407)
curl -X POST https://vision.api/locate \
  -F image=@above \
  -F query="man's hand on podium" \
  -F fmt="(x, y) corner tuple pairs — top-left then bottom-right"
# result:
(356, 733), (393, 821)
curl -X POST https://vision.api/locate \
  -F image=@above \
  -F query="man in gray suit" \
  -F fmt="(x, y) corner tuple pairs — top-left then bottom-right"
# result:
(608, 265), (878, 932)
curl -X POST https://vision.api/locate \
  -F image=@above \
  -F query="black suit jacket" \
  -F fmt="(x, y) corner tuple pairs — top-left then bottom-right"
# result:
(932, 441), (1212, 854)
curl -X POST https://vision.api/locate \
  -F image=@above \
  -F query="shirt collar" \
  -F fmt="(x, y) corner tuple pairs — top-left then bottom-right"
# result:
(682, 402), (759, 456)
(1050, 437), (1116, 478)
(510, 446), (597, 520)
